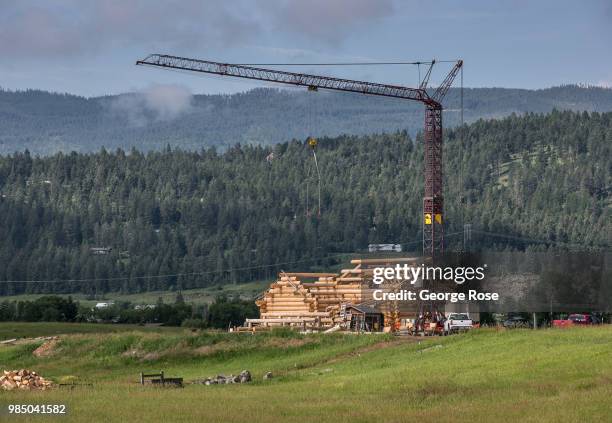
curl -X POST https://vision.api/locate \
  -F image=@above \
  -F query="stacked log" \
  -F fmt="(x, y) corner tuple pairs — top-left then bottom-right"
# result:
(246, 257), (425, 331)
(1, 369), (53, 390)
(250, 268), (365, 329)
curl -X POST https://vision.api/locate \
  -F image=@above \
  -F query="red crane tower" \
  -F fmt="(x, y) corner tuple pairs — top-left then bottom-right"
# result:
(136, 54), (462, 257)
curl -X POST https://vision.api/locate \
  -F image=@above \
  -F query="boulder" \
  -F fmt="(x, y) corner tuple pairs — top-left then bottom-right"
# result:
(199, 370), (252, 386)
(238, 370), (251, 383)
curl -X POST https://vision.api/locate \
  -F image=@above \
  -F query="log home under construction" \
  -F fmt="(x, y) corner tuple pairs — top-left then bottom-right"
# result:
(240, 257), (428, 333)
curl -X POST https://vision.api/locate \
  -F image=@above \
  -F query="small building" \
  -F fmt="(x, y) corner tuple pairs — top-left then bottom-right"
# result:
(345, 304), (384, 332)
(368, 244), (402, 253)
(90, 247), (112, 255)
(134, 304), (156, 310)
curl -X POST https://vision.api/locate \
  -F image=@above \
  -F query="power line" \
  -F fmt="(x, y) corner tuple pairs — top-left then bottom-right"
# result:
(0, 234), (464, 285)
(474, 230), (610, 249)
(0, 230), (600, 285)
(0, 252), (351, 284)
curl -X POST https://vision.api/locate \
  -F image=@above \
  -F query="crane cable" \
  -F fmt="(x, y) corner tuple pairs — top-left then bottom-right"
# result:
(304, 140), (321, 217)
(460, 65), (465, 250)
(235, 60), (459, 66)
(305, 86), (322, 217)
(312, 144), (322, 217)
(305, 91), (311, 216)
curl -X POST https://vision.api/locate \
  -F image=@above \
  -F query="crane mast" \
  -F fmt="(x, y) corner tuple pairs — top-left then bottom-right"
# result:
(137, 54), (462, 258)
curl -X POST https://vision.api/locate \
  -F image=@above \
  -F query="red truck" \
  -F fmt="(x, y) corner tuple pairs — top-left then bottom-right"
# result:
(553, 313), (598, 327)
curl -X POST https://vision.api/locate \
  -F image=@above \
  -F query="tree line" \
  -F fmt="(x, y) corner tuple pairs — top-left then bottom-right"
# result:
(0, 295), (258, 329)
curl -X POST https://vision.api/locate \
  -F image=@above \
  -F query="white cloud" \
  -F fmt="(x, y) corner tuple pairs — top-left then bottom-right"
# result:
(142, 84), (192, 120)
(109, 84), (193, 126)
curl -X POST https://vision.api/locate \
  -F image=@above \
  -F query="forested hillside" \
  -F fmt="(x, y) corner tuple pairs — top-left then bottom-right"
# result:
(0, 110), (609, 296)
(1, 85), (612, 155)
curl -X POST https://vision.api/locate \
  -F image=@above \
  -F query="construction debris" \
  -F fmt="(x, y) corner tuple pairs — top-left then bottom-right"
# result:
(1, 369), (53, 391)
(197, 370), (252, 385)
(0, 335), (59, 346)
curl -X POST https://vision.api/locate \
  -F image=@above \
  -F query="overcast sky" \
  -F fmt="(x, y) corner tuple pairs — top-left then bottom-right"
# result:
(1, 0), (611, 97)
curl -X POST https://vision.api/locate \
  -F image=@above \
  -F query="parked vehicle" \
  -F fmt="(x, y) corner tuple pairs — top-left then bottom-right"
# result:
(408, 312), (446, 336)
(553, 313), (600, 327)
(502, 316), (532, 329)
(444, 313), (473, 335)
(569, 313), (598, 324)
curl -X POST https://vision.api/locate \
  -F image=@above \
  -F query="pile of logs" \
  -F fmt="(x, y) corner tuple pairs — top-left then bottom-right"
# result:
(1, 369), (53, 391)
(240, 257), (426, 331)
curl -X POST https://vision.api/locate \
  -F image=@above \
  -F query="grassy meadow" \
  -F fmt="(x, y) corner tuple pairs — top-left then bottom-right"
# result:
(0, 324), (611, 422)
(0, 322), (183, 340)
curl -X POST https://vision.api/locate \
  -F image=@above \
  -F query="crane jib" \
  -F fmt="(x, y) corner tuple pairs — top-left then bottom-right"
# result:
(136, 54), (442, 106)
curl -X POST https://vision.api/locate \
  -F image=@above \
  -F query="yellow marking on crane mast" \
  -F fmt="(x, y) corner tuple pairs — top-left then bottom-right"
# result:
(424, 213), (432, 225)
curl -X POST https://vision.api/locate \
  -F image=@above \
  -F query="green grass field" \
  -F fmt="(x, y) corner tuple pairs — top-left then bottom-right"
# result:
(0, 322), (183, 340)
(0, 324), (611, 422)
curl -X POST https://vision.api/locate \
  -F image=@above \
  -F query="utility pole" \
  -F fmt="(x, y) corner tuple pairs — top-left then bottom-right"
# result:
(463, 223), (472, 252)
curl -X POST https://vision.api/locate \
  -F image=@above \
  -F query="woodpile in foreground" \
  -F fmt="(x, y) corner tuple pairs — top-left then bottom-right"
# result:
(1, 369), (53, 390)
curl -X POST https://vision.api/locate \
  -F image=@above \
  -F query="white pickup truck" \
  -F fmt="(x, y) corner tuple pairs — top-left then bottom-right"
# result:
(444, 313), (473, 334)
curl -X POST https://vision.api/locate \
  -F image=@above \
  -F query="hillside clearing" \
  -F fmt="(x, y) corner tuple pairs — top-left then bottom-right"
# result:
(0, 280), (270, 308)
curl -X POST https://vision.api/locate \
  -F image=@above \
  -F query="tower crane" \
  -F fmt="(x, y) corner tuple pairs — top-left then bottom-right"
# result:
(136, 54), (462, 258)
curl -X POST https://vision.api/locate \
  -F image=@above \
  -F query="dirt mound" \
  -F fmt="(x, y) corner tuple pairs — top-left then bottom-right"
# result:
(33, 338), (59, 357)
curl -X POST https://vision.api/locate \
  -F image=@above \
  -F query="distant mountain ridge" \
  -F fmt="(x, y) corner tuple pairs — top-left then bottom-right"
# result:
(1, 85), (612, 155)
